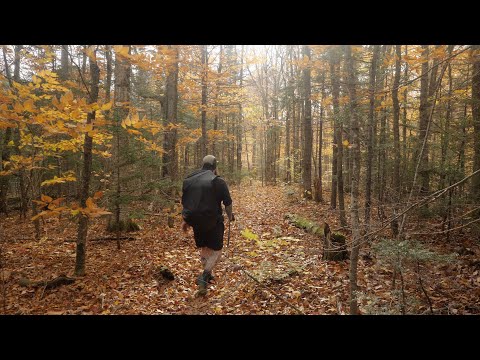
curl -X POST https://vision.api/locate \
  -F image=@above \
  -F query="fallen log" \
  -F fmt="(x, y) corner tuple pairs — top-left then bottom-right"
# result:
(64, 236), (135, 242)
(89, 236), (136, 242)
(285, 214), (348, 261)
(19, 275), (75, 289)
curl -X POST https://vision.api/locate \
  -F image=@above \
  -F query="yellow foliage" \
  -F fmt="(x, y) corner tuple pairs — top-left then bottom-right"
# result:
(101, 101), (113, 111)
(41, 173), (77, 187)
(114, 45), (130, 58)
(23, 99), (36, 113)
(127, 129), (142, 135)
(14, 102), (23, 113)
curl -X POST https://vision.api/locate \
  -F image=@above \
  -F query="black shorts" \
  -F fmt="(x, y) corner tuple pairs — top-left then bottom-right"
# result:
(193, 220), (225, 251)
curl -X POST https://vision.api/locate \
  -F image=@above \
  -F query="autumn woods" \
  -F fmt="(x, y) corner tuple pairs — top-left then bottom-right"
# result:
(0, 45), (479, 315)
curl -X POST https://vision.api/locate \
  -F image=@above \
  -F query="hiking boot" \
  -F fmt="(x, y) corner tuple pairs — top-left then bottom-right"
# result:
(196, 272), (206, 286)
(196, 271), (210, 297)
(205, 272), (215, 283)
(196, 271), (214, 285)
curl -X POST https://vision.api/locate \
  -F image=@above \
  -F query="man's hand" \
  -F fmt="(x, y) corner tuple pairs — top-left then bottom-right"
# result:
(182, 221), (190, 233)
(225, 204), (234, 222)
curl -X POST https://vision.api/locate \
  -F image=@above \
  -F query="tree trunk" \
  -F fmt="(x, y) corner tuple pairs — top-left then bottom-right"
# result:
(200, 45), (208, 158)
(330, 47), (347, 227)
(1, 45), (27, 218)
(0, 46), (13, 215)
(212, 45), (223, 156)
(82, 45), (87, 75)
(377, 46), (390, 216)
(292, 48), (300, 181)
(112, 45), (131, 236)
(402, 45), (409, 191)
(392, 45), (402, 199)
(60, 45), (69, 81)
(285, 76), (292, 183)
(302, 45), (313, 199)
(287, 48), (295, 183)
(105, 45), (112, 103)
(75, 48), (100, 276)
(251, 127), (255, 177)
(236, 45), (244, 183)
(365, 45), (379, 224)
(314, 74), (325, 203)
(472, 45), (480, 202)
(330, 112), (338, 209)
(418, 45), (430, 195)
(440, 46), (454, 190)
(162, 45), (179, 180)
(345, 45), (361, 315)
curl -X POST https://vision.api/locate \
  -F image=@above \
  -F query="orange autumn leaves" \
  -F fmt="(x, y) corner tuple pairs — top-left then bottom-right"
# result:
(32, 191), (110, 222)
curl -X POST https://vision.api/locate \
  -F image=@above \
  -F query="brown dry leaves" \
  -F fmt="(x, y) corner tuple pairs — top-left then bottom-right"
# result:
(1, 184), (478, 315)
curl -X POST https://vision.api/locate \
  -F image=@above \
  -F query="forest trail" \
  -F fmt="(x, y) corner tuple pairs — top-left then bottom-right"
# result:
(2, 184), (352, 314)
(2, 45), (480, 315)
(1, 183), (479, 315)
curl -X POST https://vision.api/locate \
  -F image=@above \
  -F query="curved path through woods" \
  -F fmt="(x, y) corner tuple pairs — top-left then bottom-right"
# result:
(2, 183), (478, 314)
(140, 183), (355, 315)
(2, 184), (353, 314)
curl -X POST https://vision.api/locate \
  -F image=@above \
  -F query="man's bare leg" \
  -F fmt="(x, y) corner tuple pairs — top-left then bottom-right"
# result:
(197, 247), (222, 295)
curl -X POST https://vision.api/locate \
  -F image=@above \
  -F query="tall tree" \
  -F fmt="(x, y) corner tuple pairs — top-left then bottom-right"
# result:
(302, 45), (313, 199)
(392, 45), (402, 199)
(418, 45), (430, 194)
(472, 45), (480, 203)
(13, 45), (28, 219)
(329, 47), (347, 226)
(365, 45), (379, 224)
(112, 45), (131, 235)
(0, 46), (26, 218)
(212, 45), (223, 156)
(162, 45), (179, 180)
(288, 46), (295, 183)
(345, 45), (361, 315)
(377, 46), (390, 215)
(105, 45), (112, 103)
(314, 73), (325, 203)
(75, 47), (100, 276)
(200, 45), (208, 158)
(0, 47), (13, 215)
(285, 47), (292, 183)
(440, 46), (454, 190)
(402, 45), (409, 189)
(236, 45), (244, 182)
(292, 47), (301, 180)
(60, 45), (69, 81)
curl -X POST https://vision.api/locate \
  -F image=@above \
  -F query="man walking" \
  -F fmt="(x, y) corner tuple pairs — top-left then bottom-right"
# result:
(181, 155), (233, 296)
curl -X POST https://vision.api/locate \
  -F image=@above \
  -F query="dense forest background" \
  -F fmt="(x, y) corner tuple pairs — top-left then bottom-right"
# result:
(0, 45), (479, 315)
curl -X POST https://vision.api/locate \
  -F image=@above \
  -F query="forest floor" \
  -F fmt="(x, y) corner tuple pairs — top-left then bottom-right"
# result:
(1, 183), (479, 315)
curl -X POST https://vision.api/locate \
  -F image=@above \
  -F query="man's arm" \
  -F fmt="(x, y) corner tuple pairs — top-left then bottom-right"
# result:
(225, 204), (233, 222)
(216, 177), (233, 221)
